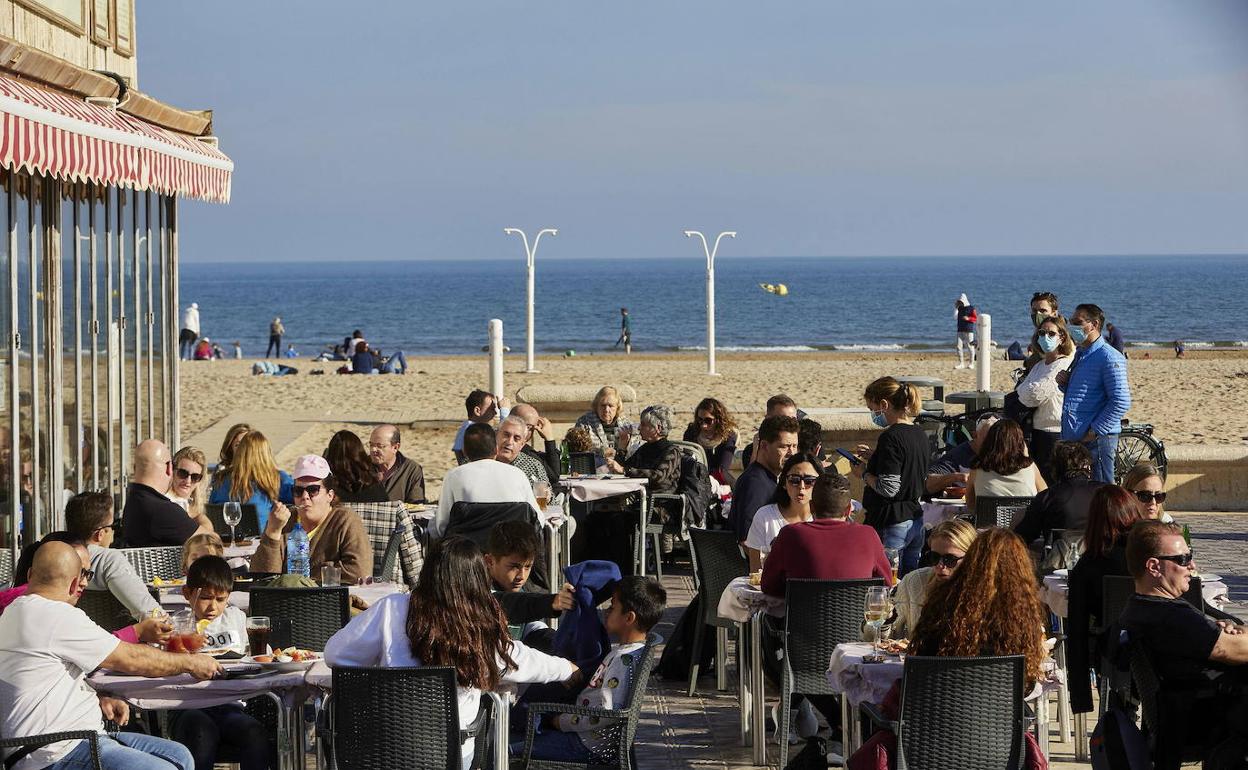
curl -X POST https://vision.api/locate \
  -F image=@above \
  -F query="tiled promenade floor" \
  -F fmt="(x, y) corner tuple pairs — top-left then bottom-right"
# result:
(634, 513), (1245, 769)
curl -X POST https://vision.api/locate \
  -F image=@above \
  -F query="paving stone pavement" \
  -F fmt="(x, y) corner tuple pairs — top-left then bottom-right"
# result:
(633, 513), (1246, 769)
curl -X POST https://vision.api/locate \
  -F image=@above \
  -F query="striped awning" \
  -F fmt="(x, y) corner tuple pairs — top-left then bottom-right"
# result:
(0, 74), (232, 204)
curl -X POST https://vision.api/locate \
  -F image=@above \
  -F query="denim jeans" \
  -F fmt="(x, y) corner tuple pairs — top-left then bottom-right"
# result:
(879, 517), (925, 576)
(380, 349), (408, 374)
(510, 730), (592, 763)
(46, 732), (194, 770)
(1086, 434), (1119, 484)
(169, 704), (274, 770)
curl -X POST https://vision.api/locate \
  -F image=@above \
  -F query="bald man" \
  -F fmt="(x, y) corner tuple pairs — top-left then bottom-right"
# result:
(121, 439), (214, 547)
(510, 404), (561, 481)
(368, 425), (426, 505)
(0, 542), (218, 770)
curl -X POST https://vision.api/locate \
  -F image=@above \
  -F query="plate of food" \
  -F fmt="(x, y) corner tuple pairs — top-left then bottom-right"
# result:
(150, 577), (186, 589)
(877, 638), (909, 656)
(247, 647), (321, 671)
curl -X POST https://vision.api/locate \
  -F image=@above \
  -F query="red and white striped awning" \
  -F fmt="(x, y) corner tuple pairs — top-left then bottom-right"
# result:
(0, 74), (232, 204)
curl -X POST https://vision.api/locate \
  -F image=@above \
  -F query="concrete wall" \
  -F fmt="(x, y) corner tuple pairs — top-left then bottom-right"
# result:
(1163, 445), (1248, 512)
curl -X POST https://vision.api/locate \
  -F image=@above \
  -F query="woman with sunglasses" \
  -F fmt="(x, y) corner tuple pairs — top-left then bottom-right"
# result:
(167, 446), (210, 520)
(682, 397), (738, 485)
(888, 518), (977, 639)
(1123, 462), (1174, 523)
(1016, 315), (1075, 481)
(744, 453), (821, 571)
(251, 455), (372, 584)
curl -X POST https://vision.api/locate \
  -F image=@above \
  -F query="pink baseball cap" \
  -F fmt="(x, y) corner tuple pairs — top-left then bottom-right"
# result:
(293, 454), (331, 480)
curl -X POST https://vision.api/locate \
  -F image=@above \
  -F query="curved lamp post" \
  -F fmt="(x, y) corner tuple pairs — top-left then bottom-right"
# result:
(684, 230), (736, 376)
(503, 227), (558, 373)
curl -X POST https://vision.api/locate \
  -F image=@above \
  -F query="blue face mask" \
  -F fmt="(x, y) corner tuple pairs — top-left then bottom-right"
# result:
(871, 410), (889, 428)
(1037, 333), (1060, 354)
(1068, 324), (1088, 345)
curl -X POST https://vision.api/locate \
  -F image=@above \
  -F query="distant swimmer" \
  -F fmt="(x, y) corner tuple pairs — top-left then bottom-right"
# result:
(614, 307), (632, 354)
(954, 293), (977, 369)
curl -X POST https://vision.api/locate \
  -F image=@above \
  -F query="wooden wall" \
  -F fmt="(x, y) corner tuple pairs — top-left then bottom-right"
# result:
(0, 1), (137, 86)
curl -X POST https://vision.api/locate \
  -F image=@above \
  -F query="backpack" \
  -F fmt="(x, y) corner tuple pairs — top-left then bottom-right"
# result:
(1089, 707), (1150, 770)
(676, 453), (714, 529)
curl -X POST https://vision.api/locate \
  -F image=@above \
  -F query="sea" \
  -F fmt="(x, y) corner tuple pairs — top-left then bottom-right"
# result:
(181, 254), (1248, 358)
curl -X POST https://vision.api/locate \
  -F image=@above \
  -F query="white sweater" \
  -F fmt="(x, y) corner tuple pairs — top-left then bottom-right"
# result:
(432, 459), (543, 539)
(1016, 354), (1073, 433)
(324, 593), (575, 769)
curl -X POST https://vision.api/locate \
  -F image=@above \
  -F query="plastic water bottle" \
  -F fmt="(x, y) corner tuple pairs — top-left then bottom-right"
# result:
(287, 522), (311, 578)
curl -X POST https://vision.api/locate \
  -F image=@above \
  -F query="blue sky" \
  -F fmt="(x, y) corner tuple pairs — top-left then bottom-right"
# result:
(139, 1), (1248, 262)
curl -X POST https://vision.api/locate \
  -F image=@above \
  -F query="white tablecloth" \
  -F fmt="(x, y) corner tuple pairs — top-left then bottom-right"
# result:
(88, 667), (308, 710)
(160, 582), (406, 614)
(921, 500), (966, 528)
(1040, 572), (1228, 618)
(716, 576), (784, 623)
(826, 642), (904, 707)
(560, 476), (647, 503)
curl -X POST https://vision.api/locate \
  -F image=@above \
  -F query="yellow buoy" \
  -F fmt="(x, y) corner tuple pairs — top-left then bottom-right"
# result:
(775, 284), (789, 296)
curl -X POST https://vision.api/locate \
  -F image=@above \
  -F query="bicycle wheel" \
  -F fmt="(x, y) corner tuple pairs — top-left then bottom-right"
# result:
(1114, 429), (1166, 484)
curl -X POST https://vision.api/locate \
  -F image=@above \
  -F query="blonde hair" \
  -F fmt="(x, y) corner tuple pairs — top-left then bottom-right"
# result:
(592, 386), (623, 423)
(863, 376), (921, 417)
(172, 446), (209, 518)
(214, 423), (253, 483)
(181, 531), (224, 573)
(929, 518), (977, 553)
(220, 431), (280, 503)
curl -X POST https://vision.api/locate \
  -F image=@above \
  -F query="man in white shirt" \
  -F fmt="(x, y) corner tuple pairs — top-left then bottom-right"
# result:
(432, 423), (542, 539)
(0, 543), (220, 770)
(178, 302), (199, 361)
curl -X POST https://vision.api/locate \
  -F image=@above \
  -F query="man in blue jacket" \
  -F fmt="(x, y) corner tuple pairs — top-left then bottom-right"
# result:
(1057, 303), (1131, 483)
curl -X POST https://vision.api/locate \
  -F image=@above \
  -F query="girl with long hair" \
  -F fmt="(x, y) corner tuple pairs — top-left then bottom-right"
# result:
(1122, 462), (1172, 523)
(889, 518), (978, 639)
(213, 422), (253, 482)
(168, 446), (210, 520)
(325, 537), (577, 768)
(682, 397), (739, 483)
(208, 431), (293, 531)
(966, 419), (1047, 514)
(324, 430), (389, 503)
(744, 452), (821, 571)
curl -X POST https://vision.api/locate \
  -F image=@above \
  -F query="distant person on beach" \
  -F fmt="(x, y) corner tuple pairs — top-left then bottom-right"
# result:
(267, 316), (285, 358)
(614, 307), (632, 354)
(1103, 320), (1126, 355)
(1057, 303), (1131, 484)
(954, 293), (977, 369)
(285, 344), (298, 358)
(179, 302), (200, 360)
(193, 338), (213, 361)
(232, 341), (242, 359)
(348, 330), (365, 356)
(454, 390), (511, 465)
(1175, 340), (1186, 359)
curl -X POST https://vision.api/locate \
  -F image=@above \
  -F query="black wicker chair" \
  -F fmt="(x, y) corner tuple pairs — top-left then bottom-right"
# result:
(862, 654), (1027, 770)
(248, 586), (349, 651)
(779, 578), (884, 766)
(205, 503), (261, 541)
(973, 496), (1033, 529)
(1094, 576), (1138, 714)
(77, 588), (134, 633)
(686, 528), (747, 696)
(516, 632), (660, 770)
(0, 547), (13, 587)
(1127, 639), (1224, 770)
(119, 546), (183, 582)
(0, 730), (102, 769)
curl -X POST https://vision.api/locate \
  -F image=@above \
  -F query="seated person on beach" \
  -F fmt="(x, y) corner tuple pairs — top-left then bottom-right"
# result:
(66, 491), (164, 621)
(251, 455), (373, 583)
(516, 575), (666, 764)
(368, 424), (427, 505)
(167, 556), (271, 770)
(888, 519), (977, 639)
(739, 393), (799, 469)
(728, 415), (799, 542)
(485, 521), (575, 651)
(511, 404), (562, 482)
(433, 424), (544, 539)
(350, 342), (408, 375)
(181, 532), (225, 574)
(454, 389), (511, 465)
(924, 412), (998, 497)
(498, 415), (551, 486)
(194, 338), (213, 360)
(122, 439), (216, 547)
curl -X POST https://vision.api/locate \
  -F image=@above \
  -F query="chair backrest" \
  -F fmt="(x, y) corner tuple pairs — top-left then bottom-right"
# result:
(119, 546), (184, 582)
(377, 525), (404, 582)
(589, 632), (661, 767)
(896, 655), (1025, 770)
(569, 452), (597, 475)
(973, 496), (1033, 529)
(349, 500), (409, 579)
(784, 578), (884, 693)
(331, 666), (462, 770)
(689, 529), (747, 627)
(668, 440), (708, 468)
(205, 503), (261, 540)
(0, 547), (12, 587)
(249, 586), (349, 651)
(77, 589), (133, 633)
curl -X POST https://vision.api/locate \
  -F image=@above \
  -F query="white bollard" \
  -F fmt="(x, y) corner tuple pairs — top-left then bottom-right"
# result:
(976, 313), (991, 392)
(488, 319), (505, 400)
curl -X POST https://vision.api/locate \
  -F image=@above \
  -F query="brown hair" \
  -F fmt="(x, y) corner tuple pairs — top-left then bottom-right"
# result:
(809, 472), (852, 519)
(1122, 462), (1163, 492)
(971, 419), (1033, 476)
(1032, 315), (1076, 357)
(692, 397), (737, 445)
(216, 423), (253, 473)
(1125, 520), (1185, 579)
(563, 426), (593, 453)
(1083, 485), (1146, 557)
(862, 376), (920, 417)
(910, 528), (1047, 687)
(324, 430), (377, 496)
(221, 431), (281, 503)
(64, 491), (114, 540)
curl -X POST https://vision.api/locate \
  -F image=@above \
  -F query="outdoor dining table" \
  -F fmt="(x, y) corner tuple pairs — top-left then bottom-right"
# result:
(558, 475), (650, 575)
(158, 581), (407, 613)
(716, 575), (782, 766)
(920, 498), (966, 528)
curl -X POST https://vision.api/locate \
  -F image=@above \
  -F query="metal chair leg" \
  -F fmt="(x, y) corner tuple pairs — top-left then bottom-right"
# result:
(716, 626), (729, 692)
(687, 619), (706, 697)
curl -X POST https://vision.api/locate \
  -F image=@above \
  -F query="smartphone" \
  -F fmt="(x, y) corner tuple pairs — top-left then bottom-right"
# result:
(835, 448), (863, 467)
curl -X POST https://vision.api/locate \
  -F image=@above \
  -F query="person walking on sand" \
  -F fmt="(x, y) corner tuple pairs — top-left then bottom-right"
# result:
(179, 302), (200, 360)
(266, 316), (285, 358)
(614, 307), (632, 354)
(954, 294), (977, 369)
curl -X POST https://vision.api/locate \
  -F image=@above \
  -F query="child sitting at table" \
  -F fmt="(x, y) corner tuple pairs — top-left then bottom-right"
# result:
(517, 575), (664, 763)
(169, 555), (272, 770)
(484, 521), (575, 652)
(181, 531), (225, 574)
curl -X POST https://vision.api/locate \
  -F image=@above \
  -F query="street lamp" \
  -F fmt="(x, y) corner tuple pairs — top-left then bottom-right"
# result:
(503, 227), (558, 373)
(684, 230), (736, 376)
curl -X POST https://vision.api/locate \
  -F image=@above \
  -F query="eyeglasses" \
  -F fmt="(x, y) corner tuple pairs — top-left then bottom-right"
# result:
(1134, 490), (1167, 504)
(696, 415), (716, 427)
(1156, 552), (1194, 567)
(79, 568), (96, 581)
(367, 443), (393, 451)
(174, 468), (204, 483)
(292, 484), (323, 498)
(931, 552), (964, 569)
(93, 523), (117, 533)
(785, 474), (819, 488)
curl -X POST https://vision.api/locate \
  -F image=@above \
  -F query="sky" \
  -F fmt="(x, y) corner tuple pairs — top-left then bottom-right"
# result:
(138, 1), (1248, 263)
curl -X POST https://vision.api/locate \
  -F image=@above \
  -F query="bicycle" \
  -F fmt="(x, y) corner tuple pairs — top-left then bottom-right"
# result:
(1114, 420), (1167, 484)
(915, 407), (999, 460)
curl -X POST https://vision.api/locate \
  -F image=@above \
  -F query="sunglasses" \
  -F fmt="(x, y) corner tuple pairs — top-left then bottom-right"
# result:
(1156, 552), (1194, 567)
(696, 415), (716, 426)
(931, 552), (964, 569)
(292, 484), (323, 498)
(174, 468), (204, 483)
(79, 568), (96, 582)
(1134, 490), (1166, 504)
(785, 474), (819, 488)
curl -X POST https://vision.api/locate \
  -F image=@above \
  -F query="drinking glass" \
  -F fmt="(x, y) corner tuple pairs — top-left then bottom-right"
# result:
(863, 586), (891, 651)
(884, 548), (900, 584)
(532, 480), (551, 511)
(223, 502), (242, 544)
(246, 616), (271, 657)
(320, 564), (341, 587)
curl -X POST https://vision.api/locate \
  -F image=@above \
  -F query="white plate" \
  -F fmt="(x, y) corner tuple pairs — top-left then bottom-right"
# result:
(1051, 569), (1069, 578)
(245, 654), (320, 672)
(930, 498), (966, 506)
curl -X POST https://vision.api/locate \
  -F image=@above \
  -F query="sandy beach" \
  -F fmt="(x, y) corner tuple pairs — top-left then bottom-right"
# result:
(178, 349), (1248, 499)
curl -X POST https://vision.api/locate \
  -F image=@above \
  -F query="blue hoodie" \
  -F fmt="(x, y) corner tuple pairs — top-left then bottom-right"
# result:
(551, 560), (621, 672)
(1060, 336), (1131, 441)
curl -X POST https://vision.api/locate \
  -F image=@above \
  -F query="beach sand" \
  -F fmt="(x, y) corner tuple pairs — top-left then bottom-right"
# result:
(181, 350), (1248, 498)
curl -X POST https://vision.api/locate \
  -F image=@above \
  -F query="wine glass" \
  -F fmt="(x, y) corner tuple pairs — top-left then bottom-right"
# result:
(863, 586), (891, 651)
(223, 502), (242, 544)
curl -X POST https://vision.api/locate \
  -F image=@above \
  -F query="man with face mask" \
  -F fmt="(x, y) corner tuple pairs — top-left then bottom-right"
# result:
(1056, 303), (1131, 483)
(1024, 292), (1060, 372)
